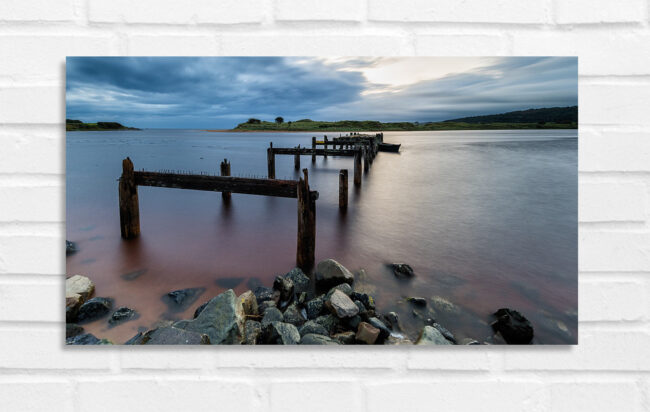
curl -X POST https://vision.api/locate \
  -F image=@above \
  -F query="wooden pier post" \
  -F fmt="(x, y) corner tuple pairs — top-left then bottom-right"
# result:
(323, 136), (328, 158)
(220, 158), (231, 201)
(119, 157), (140, 239)
(363, 146), (370, 173)
(311, 137), (316, 163)
(339, 169), (348, 210)
(294, 145), (301, 170)
(354, 146), (362, 187)
(297, 168), (316, 272)
(267, 142), (275, 179)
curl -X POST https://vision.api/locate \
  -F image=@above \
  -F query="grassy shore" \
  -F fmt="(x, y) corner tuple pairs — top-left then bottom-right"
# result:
(66, 119), (140, 131)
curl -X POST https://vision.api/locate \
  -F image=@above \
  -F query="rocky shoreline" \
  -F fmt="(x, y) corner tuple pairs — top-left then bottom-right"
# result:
(66, 258), (535, 345)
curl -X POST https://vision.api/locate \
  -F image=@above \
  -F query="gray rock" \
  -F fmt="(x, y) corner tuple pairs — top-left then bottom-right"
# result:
(491, 308), (534, 344)
(253, 286), (275, 303)
(244, 320), (262, 345)
(108, 307), (139, 326)
(124, 332), (145, 345)
(299, 320), (329, 337)
(406, 297), (426, 306)
(66, 323), (84, 338)
(350, 292), (375, 310)
(182, 289), (244, 344)
(258, 300), (277, 315)
(384, 312), (399, 330)
(193, 301), (209, 318)
(261, 307), (284, 328)
(273, 276), (294, 303)
(172, 319), (191, 329)
(389, 263), (415, 278)
(300, 334), (338, 345)
(354, 300), (367, 317)
(305, 297), (324, 319)
(328, 289), (359, 318)
(66, 293), (83, 323)
(283, 303), (306, 326)
(368, 317), (390, 342)
(314, 314), (340, 335)
(269, 322), (300, 345)
(142, 327), (210, 345)
(77, 297), (113, 323)
(66, 240), (77, 255)
(433, 322), (456, 344)
(344, 315), (362, 331)
(415, 326), (453, 345)
(283, 267), (310, 294)
(325, 283), (353, 300)
(66, 333), (112, 345)
(162, 287), (206, 313)
(314, 259), (354, 289)
(333, 331), (356, 344)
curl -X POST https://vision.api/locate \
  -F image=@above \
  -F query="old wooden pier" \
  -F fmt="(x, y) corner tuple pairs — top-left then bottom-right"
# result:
(118, 157), (318, 271)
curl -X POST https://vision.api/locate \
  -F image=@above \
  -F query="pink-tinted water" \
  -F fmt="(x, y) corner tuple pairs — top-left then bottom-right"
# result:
(66, 130), (577, 344)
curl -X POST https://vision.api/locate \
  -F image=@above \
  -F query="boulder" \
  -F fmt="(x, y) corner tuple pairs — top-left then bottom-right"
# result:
(237, 290), (259, 316)
(162, 287), (206, 313)
(353, 300), (367, 318)
(66, 275), (95, 301)
(351, 292), (375, 310)
(66, 323), (84, 338)
(269, 322), (300, 345)
(253, 286), (275, 303)
(433, 322), (456, 344)
(314, 314), (340, 335)
(344, 315), (362, 331)
(182, 289), (244, 344)
(125, 332), (145, 345)
(273, 276), (294, 303)
(430, 296), (460, 316)
(299, 320), (329, 337)
(406, 297), (426, 307)
(314, 259), (354, 289)
(300, 334), (338, 345)
(142, 327), (210, 345)
(283, 303), (306, 326)
(415, 326), (453, 345)
(193, 301), (209, 319)
(173, 319), (191, 329)
(368, 317), (391, 342)
(283, 267), (310, 295)
(66, 293), (83, 322)
(388, 263), (414, 279)
(356, 322), (380, 344)
(244, 320), (262, 345)
(66, 333), (112, 345)
(258, 300), (277, 315)
(333, 331), (356, 345)
(328, 289), (359, 319)
(305, 297), (324, 319)
(108, 307), (139, 326)
(325, 283), (353, 300)
(66, 240), (77, 255)
(77, 297), (113, 323)
(261, 307), (284, 328)
(491, 308), (534, 344)
(384, 312), (399, 330)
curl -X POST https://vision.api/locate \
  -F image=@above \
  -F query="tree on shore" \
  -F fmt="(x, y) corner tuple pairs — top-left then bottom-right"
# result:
(275, 116), (284, 124)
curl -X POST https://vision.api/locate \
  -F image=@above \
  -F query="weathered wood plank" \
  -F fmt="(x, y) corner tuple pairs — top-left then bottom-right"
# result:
(272, 148), (357, 156)
(119, 157), (140, 239)
(134, 172), (298, 198)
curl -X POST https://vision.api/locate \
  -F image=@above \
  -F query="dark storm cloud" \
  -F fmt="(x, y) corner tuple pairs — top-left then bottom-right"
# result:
(66, 57), (577, 128)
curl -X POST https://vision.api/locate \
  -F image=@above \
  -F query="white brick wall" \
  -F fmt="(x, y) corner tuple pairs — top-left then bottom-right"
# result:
(0, 0), (648, 410)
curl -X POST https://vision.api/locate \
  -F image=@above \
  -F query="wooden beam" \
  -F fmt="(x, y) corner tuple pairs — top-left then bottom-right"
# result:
(119, 157), (140, 239)
(134, 172), (298, 198)
(297, 168), (316, 272)
(294, 145), (300, 170)
(339, 169), (348, 210)
(311, 136), (316, 163)
(272, 147), (356, 156)
(220, 158), (231, 202)
(267, 142), (275, 179)
(354, 147), (362, 187)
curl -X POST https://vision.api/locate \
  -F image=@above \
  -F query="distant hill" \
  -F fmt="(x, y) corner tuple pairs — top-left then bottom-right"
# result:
(444, 106), (577, 125)
(66, 119), (140, 131)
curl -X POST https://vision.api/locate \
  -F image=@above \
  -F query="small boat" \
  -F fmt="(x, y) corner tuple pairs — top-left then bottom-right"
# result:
(378, 143), (401, 153)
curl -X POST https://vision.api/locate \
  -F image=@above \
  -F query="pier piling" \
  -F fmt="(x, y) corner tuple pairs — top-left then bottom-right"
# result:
(267, 142), (275, 179)
(354, 147), (362, 187)
(220, 158), (231, 201)
(119, 157), (140, 239)
(297, 168), (316, 272)
(311, 137), (316, 163)
(294, 145), (301, 170)
(339, 169), (348, 210)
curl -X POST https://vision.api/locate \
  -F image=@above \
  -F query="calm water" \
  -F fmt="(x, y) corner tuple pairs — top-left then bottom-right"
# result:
(66, 129), (577, 344)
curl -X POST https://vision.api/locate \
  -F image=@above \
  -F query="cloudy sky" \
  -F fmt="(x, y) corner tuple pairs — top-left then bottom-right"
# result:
(66, 56), (577, 129)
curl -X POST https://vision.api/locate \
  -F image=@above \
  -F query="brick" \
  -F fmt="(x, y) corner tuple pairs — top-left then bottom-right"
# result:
(126, 35), (219, 55)
(368, 0), (549, 23)
(505, 329), (650, 370)
(0, 128), (63, 174)
(0, 0), (75, 22)
(0, 327), (111, 369)
(366, 381), (547, 411)
(220, 34), (413, 55)
(275, 0), (364, 21)
(512, 31), (650, 75)
(579, 280), (647, 321)
(0, 187), (63, 222)
(0, 382), (73, 412)
(88, 0), (266, 24)
(0, 87), (62, 124)
(580, 130), (650, 172)
(76, 380), (258, 411)
(0, 35), (117, 82)
(271, 382), (361, 411)
(120, 348), (217, 370)
(0, 282), (62, 322)
(548, 382), (643, 411)
(579, 182), (646, 222)
(580, 83), (650, 126)
(415, 34), (508, 55)
(555, 0), (645, 24)
(580, 232), (650, 272)
(0, 236), (63, 275)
